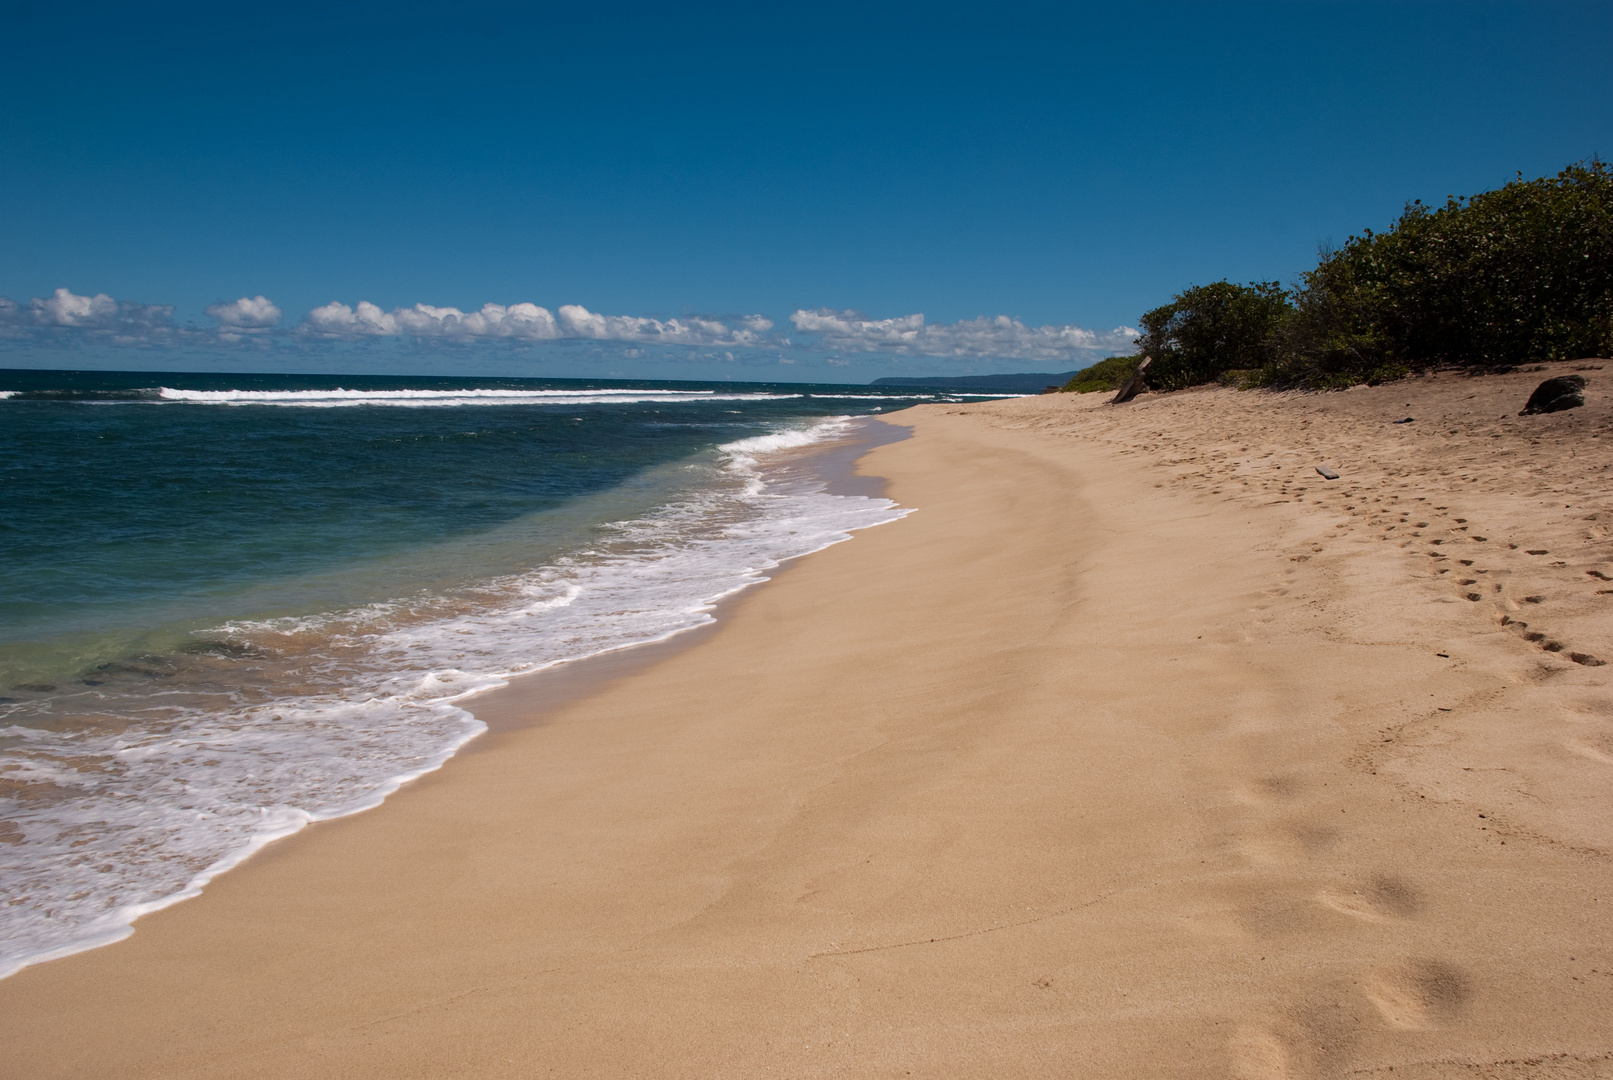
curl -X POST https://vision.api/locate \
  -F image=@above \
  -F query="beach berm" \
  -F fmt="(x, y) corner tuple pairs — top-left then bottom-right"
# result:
(2, 364), (1611, 1079)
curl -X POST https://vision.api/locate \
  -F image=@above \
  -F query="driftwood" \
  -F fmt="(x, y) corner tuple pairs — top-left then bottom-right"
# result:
(1315, 466), (1340, 480)
(1110, 356), (1152, 404)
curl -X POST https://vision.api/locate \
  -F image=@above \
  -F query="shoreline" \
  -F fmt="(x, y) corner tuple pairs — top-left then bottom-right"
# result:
(464, 414), (911, 742)
(2, 370), (1610, 1078)
(0, 412), (909, 982)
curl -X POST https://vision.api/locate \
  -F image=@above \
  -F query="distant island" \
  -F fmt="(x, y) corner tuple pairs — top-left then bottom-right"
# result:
(870, 371), (1085, 393)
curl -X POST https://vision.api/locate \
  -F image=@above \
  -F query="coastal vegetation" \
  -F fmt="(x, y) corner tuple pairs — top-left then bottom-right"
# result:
(1066, 159), (1613, 392)
(1134, 280), (1291, 391)
(1058, 354), (1142, 394)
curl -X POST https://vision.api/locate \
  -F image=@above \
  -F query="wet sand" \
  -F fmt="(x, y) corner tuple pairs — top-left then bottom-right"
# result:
(2, 364), (1611, 1079)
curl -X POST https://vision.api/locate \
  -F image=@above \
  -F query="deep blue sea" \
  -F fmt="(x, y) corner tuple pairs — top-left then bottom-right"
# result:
(0, 369), (1002, 977)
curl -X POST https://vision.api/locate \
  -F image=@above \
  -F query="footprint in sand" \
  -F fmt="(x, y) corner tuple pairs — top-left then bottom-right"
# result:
(1237, 895), (1331, 936)
(1316, 874), (1422, 921)
(1565, 737), (1613, 767)
(1285, 821), (1341, 855)
(1365, 957), (1471, 1029)
(1234, 774), (1305, 806)
(1229, 1024), (1291, 1080)
(1231, 991), (1365, 1080)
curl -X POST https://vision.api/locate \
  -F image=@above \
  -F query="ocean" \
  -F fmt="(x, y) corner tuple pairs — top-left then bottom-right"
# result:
(0, 369), (1001, 979)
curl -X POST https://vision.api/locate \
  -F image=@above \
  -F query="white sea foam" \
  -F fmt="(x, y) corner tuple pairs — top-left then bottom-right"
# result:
(804, 393), (938, 400)
(720, 425), (851, 457)
(156, 387), (803, 407)
(0, 416), (907, 979)
(0, 391), (15, 399)
(805, 392), (1023, 399)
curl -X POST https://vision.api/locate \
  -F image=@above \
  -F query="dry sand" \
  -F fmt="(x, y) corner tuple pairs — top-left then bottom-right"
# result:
(2, 363), (1611, 1079)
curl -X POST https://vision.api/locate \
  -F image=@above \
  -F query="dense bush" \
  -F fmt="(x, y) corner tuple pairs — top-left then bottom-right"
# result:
(1085, 160), (1613, 394)
(1273, 159), (1613, 386)
(1134, 281), (1292, 390)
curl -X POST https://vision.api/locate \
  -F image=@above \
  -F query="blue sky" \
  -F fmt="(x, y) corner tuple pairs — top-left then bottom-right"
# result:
(1, 0), (1608, 382)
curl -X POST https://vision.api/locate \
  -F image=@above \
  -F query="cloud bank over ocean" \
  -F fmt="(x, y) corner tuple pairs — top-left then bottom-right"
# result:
(0, 288), (1137, 370)
(789, 309), (1138, 361)
(0, 289), (182, 345)
(299, 301), (774, 348)
(204, 296), (282, 339)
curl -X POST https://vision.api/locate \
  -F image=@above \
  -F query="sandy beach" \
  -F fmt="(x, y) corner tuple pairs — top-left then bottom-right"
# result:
(3, 363), (1611, 1079)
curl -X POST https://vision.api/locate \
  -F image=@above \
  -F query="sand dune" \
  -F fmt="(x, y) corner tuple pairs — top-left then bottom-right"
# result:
(1, 364), (1610, 1079)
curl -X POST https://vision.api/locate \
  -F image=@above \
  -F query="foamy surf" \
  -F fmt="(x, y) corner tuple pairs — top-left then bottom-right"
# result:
(0, 415), (907, 979)
(155, 387), (805, 407)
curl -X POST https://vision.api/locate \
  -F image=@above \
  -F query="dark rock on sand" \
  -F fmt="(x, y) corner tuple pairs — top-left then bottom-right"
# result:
(1519, 375), (1586, 415)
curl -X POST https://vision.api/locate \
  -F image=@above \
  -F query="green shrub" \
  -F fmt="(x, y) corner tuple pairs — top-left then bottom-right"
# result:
(1061, 354), (1141, 393)
(1272, 159), (1613, 385)
(1135, 280), (1292, 390)
(1216, 369), (1270, 389)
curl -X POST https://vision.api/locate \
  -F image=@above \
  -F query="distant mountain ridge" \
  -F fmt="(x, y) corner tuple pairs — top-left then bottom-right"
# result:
(870, 371), (1079, 393)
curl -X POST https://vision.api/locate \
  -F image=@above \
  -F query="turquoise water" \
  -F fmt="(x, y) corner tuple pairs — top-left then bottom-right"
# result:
(1, 371), (884, 659)
(0, 369), (995, 977)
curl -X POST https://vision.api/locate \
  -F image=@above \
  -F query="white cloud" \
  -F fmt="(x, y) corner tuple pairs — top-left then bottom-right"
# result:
(206, 295), (282, 331)
(555, 304), (765, 346)
(371, 302), (563, 341)
(37, 287), (175, 333)
(789, 309), (1138, 361)
(0, 287), (181, 345)
(0, 287), (1137, 367)
(790, 309), (924, 349)
(299, 300), (567, 341)
(36, 287), (119, 326)
(300, 300), (771, 346)
(300, 300), (399, 338)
